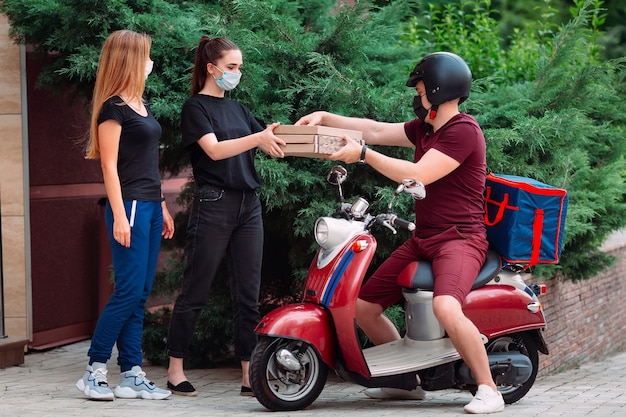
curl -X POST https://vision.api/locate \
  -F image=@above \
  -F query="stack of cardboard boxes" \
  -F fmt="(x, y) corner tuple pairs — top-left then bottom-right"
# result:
(274, 125), (363, 157)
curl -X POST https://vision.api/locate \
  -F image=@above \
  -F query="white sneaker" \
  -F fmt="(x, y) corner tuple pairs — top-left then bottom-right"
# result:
(113, 366), (171, 400)
(75, 362), (114, 401)
(364, 386), (426, 400)
(464, 385), (505, 414)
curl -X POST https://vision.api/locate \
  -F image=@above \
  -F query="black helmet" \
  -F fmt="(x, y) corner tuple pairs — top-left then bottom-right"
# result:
(406, 52), (472, 105)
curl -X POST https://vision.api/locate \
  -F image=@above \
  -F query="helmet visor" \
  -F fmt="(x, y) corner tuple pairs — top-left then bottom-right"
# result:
(406, 66), (422, 87)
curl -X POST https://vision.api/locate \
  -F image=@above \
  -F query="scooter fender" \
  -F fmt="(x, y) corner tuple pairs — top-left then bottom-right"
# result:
(254, 303), (337, 367)
(464, 284), (547, 338)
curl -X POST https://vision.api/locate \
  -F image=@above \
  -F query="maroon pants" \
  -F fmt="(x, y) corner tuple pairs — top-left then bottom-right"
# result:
(359, 226), (488, 307)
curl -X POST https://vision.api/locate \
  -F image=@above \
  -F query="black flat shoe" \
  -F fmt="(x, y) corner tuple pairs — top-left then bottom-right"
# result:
(240, 385), (254, 397)
(167, 380), (198, 396)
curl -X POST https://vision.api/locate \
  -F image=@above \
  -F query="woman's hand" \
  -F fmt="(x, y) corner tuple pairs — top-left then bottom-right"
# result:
(257, 122), (286, 158)
(113, 216), (132, 248)
(162, 201), (175, 239)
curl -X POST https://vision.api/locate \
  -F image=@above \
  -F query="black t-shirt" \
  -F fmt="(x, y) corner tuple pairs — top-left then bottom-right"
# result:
(181, 94), (263, 190)
(98, 96), (163, 201)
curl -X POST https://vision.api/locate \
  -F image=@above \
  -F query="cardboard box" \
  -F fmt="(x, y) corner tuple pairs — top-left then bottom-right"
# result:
(274, 125), (363, 157)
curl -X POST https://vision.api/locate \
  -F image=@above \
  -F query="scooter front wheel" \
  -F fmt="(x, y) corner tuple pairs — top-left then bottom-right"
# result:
(250, 336), (328, 411)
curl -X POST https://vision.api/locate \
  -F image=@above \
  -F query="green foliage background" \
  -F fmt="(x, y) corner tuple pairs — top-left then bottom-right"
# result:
(3, 0), (625, 364)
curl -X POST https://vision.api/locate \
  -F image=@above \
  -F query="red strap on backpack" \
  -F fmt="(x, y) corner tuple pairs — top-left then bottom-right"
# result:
(530, 209), (544, 266)
(484, 186), (519, 226)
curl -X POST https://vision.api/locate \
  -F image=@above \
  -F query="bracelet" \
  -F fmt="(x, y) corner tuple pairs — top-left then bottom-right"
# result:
(358, 144), (367, 164)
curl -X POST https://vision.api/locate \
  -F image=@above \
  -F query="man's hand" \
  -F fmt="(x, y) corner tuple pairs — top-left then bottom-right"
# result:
(327, 134), (363, 164)
(295, 111), (325, 126)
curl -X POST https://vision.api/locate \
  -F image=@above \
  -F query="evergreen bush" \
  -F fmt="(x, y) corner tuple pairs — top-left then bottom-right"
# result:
(2, 0), (624, 365)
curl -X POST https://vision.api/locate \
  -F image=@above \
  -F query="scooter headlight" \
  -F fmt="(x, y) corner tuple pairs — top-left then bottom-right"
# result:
(315, 217), (355, 251)
(315, 218), (330, 247)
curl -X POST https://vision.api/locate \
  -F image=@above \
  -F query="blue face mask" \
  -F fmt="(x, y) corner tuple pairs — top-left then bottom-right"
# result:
(145, 59), (153, 80)
(213, 66), (241, 91)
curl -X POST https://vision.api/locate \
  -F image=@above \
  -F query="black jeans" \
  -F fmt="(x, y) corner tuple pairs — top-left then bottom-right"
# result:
(167, 186), (263, 361)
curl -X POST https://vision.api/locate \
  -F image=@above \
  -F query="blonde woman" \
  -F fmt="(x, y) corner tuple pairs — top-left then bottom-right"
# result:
(77, 29), (174, 401)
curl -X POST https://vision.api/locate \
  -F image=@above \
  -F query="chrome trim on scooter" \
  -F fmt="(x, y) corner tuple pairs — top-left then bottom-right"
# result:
(276, 349), (302, 371)
(527, 302), (541, 313)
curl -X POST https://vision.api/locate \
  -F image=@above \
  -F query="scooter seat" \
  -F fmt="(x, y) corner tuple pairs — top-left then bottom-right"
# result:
(397, 250), (502, 291)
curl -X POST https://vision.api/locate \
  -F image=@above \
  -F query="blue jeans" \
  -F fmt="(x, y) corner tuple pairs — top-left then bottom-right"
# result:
(167, 186), (263, 361)
(88, 200), (163, 371)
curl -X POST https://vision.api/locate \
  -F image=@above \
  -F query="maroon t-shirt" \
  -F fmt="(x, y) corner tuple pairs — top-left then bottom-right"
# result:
(404, 114), (486, 238)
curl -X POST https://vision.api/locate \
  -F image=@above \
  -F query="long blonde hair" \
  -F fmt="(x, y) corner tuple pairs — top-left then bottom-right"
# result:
(85, 30), (151, 159)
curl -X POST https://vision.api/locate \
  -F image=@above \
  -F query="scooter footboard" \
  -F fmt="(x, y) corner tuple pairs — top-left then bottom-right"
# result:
(255, 303), (336, 367)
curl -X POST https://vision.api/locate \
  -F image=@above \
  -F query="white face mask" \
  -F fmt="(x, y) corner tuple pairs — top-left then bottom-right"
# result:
(213, 66), (241, 91)
(145, 59), (154, 79)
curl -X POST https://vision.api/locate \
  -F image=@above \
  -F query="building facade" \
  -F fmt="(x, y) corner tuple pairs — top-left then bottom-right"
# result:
(0, 13), (29, 365)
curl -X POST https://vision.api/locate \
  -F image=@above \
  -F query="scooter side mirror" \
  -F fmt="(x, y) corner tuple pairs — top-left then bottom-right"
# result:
(327, 166), (347, 186)
(402, 179), (426, 200)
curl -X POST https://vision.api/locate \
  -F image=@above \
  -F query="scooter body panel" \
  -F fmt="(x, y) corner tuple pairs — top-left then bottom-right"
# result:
(254, 303), (337, 367)
(463, 285), (547, 338)
(300, 233), (377, 377)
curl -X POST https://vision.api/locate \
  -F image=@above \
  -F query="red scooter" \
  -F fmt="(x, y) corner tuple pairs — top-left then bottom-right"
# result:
(250, 166), (548, 411)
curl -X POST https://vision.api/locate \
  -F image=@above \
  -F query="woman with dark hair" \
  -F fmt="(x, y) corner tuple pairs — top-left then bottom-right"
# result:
(165, 36), (285, 397)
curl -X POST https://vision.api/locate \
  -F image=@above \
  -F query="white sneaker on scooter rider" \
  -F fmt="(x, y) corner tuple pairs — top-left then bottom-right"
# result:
(464, 385), (505, 414)
(364, 386), (426, 400)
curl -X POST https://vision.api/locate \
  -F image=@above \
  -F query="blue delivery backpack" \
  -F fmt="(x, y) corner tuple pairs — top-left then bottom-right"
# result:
(484, 173), (568, 266)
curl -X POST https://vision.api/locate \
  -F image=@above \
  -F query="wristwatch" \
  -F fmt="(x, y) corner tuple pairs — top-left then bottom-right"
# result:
(358, 145), (367, 164)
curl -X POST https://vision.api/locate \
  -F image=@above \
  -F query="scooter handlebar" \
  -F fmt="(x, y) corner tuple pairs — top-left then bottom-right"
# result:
(389, 214), (416, 232)
(370, 213), (415, 233)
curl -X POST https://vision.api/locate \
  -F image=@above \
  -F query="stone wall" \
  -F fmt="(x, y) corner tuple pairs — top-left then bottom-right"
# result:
(537, 243), (626, 376)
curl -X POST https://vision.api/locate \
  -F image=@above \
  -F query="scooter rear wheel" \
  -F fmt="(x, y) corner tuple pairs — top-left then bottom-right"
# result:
(250, 336), (328, 411)
(481, 332), (539, 404)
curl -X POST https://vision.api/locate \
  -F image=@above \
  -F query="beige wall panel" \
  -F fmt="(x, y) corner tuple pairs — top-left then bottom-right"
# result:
(3, 317), (27, 340)
(0, 15), (21, 114)
(0, 115), (25, 217)
(1, 215), (27, 320)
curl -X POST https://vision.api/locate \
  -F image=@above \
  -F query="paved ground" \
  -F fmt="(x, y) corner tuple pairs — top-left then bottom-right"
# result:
(0, 339), (624, 416)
